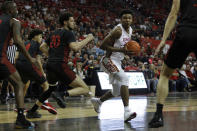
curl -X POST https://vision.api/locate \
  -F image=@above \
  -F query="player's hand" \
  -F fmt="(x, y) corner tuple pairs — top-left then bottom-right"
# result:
(154, 41), (165, 57)
(122, 46), (134, 56)
(87, 34), (94, 41)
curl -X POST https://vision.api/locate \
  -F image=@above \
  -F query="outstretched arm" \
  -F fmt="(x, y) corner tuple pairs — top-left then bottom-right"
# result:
(69, 34), (94, 52)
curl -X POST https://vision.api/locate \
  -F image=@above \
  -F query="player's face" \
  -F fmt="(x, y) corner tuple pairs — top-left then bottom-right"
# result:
(9, 38), (14, 46)
(35, 34), (43, 44)
(10, 3), (18, 18)
(121, 14), (132, 28)
(67, 17), (75, 30)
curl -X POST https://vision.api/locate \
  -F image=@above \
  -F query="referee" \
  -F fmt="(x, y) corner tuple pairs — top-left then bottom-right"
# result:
(0, 39), (17, 104)
(7, 38), (18, 64)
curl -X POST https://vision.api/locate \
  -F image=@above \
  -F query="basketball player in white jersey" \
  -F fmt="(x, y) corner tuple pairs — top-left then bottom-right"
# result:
(91, 10), (137, 122)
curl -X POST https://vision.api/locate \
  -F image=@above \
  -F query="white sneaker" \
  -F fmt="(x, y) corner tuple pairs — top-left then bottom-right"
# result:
(124, 111), (137, 122)
(91, 98), (102, 113)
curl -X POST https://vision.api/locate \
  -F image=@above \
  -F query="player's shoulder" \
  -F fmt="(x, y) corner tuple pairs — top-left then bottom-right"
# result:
(11, 18), (20, 24)
(111, 25), (122, 38)
(10, 17), (21, 27)
(113, 25), (122, 32)
(62, 28), (73, 34)
(53, 28), (69, 35)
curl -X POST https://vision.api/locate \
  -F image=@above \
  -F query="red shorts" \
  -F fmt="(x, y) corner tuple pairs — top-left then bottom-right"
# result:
(16, 61), (46, 84)
(164, 27), (197, 69)
(0, 57), (16, 80)
(46, 62), (76, 85)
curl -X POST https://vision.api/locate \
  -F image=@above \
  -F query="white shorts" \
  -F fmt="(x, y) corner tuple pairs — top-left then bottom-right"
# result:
(100, 56), (129, 86)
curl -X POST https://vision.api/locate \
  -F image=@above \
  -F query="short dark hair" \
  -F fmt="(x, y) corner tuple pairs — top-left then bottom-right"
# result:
(59, 12), (73, 26)
(120, 9), (133, 18)
(1, 1), (15, 13)
(28, 29), (43, 40)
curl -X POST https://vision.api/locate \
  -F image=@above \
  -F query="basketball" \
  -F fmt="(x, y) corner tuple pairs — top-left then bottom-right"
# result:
(125, 40), (141, 54)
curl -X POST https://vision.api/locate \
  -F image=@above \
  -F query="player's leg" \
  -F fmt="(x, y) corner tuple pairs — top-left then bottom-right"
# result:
(27, 81), (58, 118)
(26, 70), (57, 118)
(8, 72), (35, 129)
(68, 75), (90, 96)
(60, 63), (90, 97)
(91, 57), (119, 113)
(149, 27), (191, 128)
(156, 64), (174, 104)
(8, 81), (15, 99)
(149, 63), (174, 127)
(0, 80), (8, 104)
(40, 81), (57, 115)
(23, 80), (30, 97)
(114, 72), (137, 122)
(91, 90), (114, 113)
(44, 62), (67, 108)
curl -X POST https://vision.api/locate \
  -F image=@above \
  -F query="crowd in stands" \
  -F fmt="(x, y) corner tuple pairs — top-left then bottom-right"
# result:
(0, 0), (197, 104)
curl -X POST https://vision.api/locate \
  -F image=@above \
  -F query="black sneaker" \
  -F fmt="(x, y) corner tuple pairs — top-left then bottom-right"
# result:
(26, 110), (42, 119)
(0, 94), (7, 104)
(15, 115), (35, 129)
(148, 112), (163, 128)
(51, 92), (66, 108)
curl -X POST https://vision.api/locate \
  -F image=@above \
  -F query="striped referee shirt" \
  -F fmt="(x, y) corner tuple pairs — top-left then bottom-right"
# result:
(7, 45), (17, 64)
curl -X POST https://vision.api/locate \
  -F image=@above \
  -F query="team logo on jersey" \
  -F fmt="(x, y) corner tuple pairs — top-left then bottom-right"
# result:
(122, 37), (130, 47)
(123, 38), (130, 43)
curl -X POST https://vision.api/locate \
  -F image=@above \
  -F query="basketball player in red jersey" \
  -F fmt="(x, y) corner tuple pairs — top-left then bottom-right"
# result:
(27, 12), (94, 115)
(15, 29), (57, 118)
(149, 0), (197, 128)
(0, 1), (36, 129)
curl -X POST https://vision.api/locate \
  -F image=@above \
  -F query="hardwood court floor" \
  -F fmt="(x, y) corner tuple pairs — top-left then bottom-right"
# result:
(0, 92), (197, 131)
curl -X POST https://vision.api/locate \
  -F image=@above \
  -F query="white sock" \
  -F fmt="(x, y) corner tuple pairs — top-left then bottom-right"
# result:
(124, 106), (130, 112)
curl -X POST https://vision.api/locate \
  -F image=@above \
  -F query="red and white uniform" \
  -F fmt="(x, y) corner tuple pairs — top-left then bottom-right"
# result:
(100, 24), (132, 95)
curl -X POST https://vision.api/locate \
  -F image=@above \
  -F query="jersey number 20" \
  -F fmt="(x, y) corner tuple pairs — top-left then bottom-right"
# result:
(50, 35), (60, 48)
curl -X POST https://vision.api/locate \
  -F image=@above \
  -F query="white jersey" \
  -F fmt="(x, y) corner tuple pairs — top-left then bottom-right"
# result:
(110, 24), (132, 60)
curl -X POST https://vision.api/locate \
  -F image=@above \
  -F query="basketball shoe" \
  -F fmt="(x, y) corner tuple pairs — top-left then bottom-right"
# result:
(149, 112), (163, 128)
(41, 102), (57, 115)
(124, 110), (137, 122)
(15, 114), (35, 129)
(91, 98), (102, 113)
